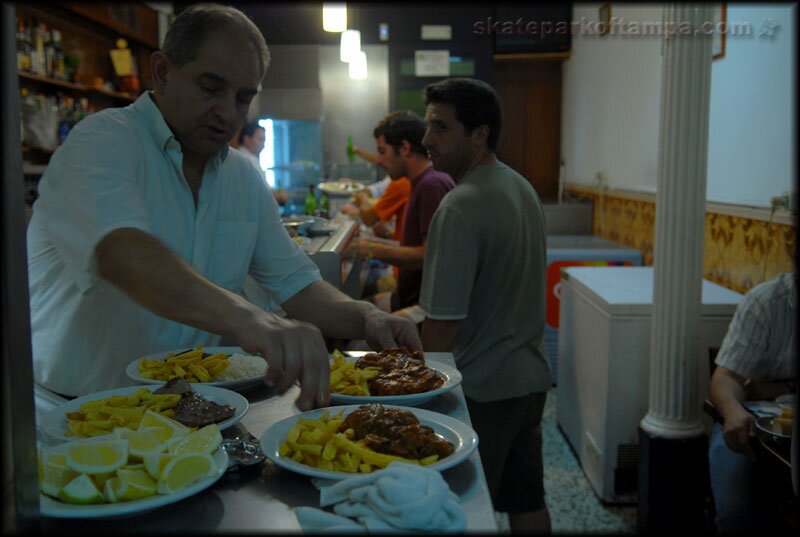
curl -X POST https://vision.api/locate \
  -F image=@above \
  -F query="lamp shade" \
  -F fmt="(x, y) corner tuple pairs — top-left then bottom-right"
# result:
(349, 50), (367, 80)
(340, 30), (361, 63)
(322, 3), (347, 32)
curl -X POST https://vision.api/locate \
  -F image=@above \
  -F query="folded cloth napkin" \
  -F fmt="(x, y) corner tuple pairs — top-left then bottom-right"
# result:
(294, 462), (467, 533)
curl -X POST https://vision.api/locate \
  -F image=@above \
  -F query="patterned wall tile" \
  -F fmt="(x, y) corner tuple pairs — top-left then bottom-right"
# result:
(566, 187), (796, 293)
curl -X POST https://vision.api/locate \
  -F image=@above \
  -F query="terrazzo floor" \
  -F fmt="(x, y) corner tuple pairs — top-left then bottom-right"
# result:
(493, 391), (637, 534)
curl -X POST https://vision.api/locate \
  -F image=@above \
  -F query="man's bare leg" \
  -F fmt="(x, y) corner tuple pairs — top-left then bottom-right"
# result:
(509, 506), (552, 534)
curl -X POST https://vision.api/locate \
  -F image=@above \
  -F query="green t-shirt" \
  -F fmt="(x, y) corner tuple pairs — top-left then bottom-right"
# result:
(420, 160), (551, 402)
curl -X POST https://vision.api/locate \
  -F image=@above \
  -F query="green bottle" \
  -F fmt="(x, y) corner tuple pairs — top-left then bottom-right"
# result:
(304, 185), (318, 215)
(347, 135), (355, 163)
(320, 192), (329, 217)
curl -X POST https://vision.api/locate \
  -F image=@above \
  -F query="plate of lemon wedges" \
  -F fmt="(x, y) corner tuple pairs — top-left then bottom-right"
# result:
(38, 411), (228, 518)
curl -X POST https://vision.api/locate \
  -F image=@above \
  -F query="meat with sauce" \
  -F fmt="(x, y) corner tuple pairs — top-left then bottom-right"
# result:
(339, 404), (455, 460)
(355, 347), (445, 396)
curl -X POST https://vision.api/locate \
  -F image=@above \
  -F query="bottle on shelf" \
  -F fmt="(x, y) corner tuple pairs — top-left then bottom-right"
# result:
(304, 185), (318, 215)
(32, 19), (46, 77)
(43, 25), (55, 79)
(51, 29), (65, 80)
(16, 18), (31, 72)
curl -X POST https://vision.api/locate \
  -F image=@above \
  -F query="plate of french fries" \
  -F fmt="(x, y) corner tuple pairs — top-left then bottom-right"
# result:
(328, 351), (462, 406)
(260, 404), (478, 480)
(126, 346), (265, 392)
(39, 385), (248, 443)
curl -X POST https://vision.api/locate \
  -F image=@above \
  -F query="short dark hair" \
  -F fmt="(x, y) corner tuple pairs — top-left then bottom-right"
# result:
(423, 78), (503, 151)
(238, 121), (264, 144)
(373, 111), (428, 158)
(163, 3), (270, 79)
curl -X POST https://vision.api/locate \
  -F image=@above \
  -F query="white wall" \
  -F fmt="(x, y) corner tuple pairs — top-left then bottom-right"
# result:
(707, 4), (796, 206)
(562, 3), (796, 207)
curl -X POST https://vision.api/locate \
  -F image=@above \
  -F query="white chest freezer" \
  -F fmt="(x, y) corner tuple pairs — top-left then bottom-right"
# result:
(545, 236), (643, 385)
(555, 266), (742, 503)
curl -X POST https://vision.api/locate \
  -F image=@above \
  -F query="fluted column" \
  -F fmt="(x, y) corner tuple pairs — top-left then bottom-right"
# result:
(640, 3), (713, 439)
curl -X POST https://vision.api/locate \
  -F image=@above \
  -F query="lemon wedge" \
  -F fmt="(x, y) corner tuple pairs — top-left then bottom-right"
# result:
(143, 452), (174, 479)
(65, 439), (129, 475)
(39, 450), (79, 498)
(57, 473), (104, 504)
(103, 476), (120, 503)
(114, 468), (157, 501)
(167, 424), (222, 456)
(156, 452), (217, 495)
(114, 427), (166, 460)
(140, 410), (191, 444)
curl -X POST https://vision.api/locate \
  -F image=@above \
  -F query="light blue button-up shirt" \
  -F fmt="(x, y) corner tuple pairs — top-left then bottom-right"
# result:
(27, 92), (321, 397)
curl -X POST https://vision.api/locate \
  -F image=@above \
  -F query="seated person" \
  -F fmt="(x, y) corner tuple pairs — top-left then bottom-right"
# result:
(345, 111), (454, 323)
(709, 271), (797, 533)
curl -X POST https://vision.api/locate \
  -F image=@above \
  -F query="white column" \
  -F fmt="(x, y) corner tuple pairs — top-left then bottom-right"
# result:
(640, 4), (714, 439)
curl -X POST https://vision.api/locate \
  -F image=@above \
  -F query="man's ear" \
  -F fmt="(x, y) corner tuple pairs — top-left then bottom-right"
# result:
(400, 140), (412, 158)
(471, 125), (490, 149)
(150, 51), (170, 95)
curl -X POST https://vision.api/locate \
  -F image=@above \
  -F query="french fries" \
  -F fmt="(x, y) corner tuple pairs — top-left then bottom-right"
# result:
(137, 345), (230, 383)
(279, 409), (439, 473)
(330, 350), (380, 396)
(65, 388), (182, 438)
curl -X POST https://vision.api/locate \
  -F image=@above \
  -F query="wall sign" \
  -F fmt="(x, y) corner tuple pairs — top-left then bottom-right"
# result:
(414, 50), (450, 76)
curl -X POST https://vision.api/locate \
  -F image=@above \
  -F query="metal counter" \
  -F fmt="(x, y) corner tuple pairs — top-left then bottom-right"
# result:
(39, 353), (498, 532)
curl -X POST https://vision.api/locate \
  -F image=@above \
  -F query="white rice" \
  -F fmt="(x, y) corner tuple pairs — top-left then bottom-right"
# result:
(216, 353), (267, 381)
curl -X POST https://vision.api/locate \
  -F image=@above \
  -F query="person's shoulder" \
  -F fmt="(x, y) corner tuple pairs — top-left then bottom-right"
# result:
(420, 167), (456, 189)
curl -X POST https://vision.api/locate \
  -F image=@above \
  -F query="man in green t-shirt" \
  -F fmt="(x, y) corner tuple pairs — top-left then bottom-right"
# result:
(419, 78), (551, 533)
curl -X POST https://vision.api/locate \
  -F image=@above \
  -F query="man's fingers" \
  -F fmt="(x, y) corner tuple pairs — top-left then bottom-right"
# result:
(273, 351), (301, 395)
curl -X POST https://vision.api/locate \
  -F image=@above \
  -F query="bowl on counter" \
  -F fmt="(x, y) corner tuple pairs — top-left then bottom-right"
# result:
(281, 215), (315, 235)
(307, 216), (336, 236)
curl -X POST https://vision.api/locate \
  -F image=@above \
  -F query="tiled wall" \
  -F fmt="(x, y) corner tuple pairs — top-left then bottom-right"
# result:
(564, 186), (796, 293)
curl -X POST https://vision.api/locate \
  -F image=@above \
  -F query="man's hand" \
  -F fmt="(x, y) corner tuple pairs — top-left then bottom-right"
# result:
(363, 308), (423, 353)
(722, 405), (756, 457)
(371, 220), (392, 238)
(230, 306), (330, 411)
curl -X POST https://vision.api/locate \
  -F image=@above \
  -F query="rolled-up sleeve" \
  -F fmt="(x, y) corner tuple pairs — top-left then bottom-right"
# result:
(247, 185), (321, 305)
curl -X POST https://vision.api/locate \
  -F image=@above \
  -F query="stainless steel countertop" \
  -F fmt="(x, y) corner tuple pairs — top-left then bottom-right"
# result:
(40, 353), (497, 532)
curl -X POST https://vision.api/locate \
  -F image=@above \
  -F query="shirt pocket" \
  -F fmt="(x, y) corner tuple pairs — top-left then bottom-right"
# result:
(208, 222), (258, 291)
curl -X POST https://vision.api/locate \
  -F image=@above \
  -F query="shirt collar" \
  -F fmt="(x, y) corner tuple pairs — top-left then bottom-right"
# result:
(133, 92), (230, 165)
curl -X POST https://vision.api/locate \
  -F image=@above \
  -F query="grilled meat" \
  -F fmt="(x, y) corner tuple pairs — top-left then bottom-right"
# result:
(355, 347), (445, 396)
(339, 404), (455, 460)
(153, 377), (235, 427)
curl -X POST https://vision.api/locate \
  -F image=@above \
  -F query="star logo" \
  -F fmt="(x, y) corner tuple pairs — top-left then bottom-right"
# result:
(758, 18), (781, 40)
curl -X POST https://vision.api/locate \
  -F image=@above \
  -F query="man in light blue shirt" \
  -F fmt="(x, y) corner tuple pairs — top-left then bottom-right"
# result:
(27, 4), (421, 411)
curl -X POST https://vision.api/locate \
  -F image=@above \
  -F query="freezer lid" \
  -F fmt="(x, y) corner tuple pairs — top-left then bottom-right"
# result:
(561, 266), (742, 316)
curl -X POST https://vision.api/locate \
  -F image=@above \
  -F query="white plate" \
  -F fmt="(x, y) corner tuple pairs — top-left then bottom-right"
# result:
(39, 439), (228, 519)
(329, 353), (462, 407)
(261, 404), (478, 480)
(40, 385), (249, 443)
(126, 347), (266, 392)
(317, 181), (365, 196)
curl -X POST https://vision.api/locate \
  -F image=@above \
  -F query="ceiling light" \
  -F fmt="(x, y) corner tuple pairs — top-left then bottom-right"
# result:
(349, 50), (367, 80)
(340, 29), (361, 63)
(323, 3), (347, 33)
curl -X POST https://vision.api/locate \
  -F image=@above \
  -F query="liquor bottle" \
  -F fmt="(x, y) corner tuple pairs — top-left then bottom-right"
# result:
(24, 20), (35, 73)
(43, 25), (55, 78)
(32, 20), (46, 76)
(347, 135), (355, 163)
(304, 185), (318, 215)
(51, 29), (65, 80)
(16, 19), (26, 71)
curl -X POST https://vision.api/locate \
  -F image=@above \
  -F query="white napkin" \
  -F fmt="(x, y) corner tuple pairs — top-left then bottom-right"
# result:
(294, 462), (467, 533)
